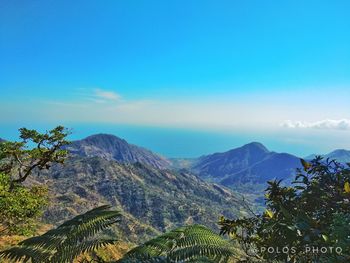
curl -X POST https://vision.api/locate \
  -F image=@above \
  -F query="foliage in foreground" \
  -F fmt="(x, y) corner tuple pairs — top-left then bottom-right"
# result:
(0, 126), (70, 235)
(118, 224), (237, 263)
(0, 126), (70, 186)
(0, 205), (121, 263)
(220, 157), (350, 262)
(0, 173), (48, 235)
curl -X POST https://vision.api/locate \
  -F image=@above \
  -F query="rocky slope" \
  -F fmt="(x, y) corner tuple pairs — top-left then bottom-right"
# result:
(35, 156), (242, 242)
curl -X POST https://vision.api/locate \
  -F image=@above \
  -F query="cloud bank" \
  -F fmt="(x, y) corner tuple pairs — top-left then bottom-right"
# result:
(281, 119), (350, 131)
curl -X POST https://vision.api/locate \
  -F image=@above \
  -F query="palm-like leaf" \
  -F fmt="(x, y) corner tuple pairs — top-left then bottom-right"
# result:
(0, 246), (51, 263)
(119, 225), (236, 263)
(50, 239), (116, 263)
(0, 205), (121, 263)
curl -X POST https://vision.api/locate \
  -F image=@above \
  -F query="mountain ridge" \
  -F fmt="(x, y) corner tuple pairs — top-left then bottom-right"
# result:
(65, 133), (171, 169)
(63, 135), (314, 187)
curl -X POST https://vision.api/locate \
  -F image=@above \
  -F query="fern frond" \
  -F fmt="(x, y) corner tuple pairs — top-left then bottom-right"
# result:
(42, 205), (120, 241)
(18, 235), (64, 250)
(50, 239), (117, 263)
(120, 225), (235, 263)
(1, 205), (121, 263)
(0, 246), (52, 262)
(169, 245), (233, 262)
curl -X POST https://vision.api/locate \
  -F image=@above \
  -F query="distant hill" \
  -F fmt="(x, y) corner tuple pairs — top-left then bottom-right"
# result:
(305, 149), (350, 163)
(189, 142), (301, 187)
(220, 152), (301, 186)
(0, 138), (5, 143)
(36, 156), (242, 242)
(65, 134), (171, 169)
(326, 149), (350, 163)
(192, 142), (270, 180)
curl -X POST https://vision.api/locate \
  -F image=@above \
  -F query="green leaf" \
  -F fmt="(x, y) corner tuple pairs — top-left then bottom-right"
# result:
(265, 209), (274, 219)
(300, 159), (312, 171)
(321, 234), (328, 242)
(344, 182), (350, 194)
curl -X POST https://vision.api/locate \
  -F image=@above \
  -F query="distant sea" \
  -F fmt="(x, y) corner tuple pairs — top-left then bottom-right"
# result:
(0, 123), (320, 158)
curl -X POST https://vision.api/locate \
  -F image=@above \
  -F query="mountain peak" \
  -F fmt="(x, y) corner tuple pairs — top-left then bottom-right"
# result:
(85, 133), (124, 140)
(328, 149), (350, 155)
(241, 142), (269, 153)
(81, 133), (128, 147)
(193, 141), (301, 184)
(66, 133), (171, 169)
(305, 149), (350, 163)
(324, 149), (350, 163)
(193, 141), (271, 179)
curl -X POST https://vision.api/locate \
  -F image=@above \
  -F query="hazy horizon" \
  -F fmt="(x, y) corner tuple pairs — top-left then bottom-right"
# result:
(1, 123), (348, 158)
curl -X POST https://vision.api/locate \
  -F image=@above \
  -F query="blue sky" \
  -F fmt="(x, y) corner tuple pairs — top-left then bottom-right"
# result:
(1, 0), (350, 157)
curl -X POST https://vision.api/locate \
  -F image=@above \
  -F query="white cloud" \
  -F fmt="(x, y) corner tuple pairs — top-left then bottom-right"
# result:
(94, 89), (121, 101)
(281, 119), (350, 130)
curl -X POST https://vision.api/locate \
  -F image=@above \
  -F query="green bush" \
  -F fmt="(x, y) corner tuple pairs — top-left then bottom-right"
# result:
(0, 173), (48, 235)
(220, 157), (350, 262)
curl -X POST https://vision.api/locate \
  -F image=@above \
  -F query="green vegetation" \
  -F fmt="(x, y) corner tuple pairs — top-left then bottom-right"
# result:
(0, 173), (48, 235)
(220, 157), (350, 262)
(0, 126), (70, 235)
(119, 225), (236, 263)
(0, 126), (70, 186)
(0, 205), (120, 263)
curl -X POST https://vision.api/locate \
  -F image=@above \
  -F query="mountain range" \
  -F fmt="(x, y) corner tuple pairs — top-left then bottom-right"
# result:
(2, 133), (349, 243)
(65, 136), (305, 187)
(34, 134), (244, 242)
(172, 142), (350, 188)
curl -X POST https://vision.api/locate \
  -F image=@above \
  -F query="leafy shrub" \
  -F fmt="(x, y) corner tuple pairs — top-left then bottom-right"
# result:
(220, 157), (350, 262)
(0, 173), (48, 235)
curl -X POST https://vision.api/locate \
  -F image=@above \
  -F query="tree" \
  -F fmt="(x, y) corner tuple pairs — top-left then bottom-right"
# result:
(0, 126), (70, 187)
(219, 157), (350, 262)
(0, 205), (121, 263)
(0, 126), (70, 235)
